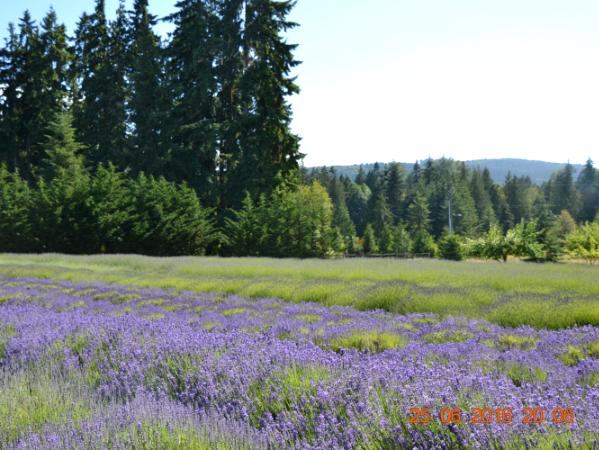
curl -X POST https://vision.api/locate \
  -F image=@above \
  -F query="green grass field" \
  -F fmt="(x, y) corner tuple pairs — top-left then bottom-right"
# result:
(0, 254), (597, 329)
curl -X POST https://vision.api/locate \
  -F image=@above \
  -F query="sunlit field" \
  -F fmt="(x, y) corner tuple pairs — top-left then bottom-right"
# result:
(1, 254), (598, 328)
(0, 274), (598, 449)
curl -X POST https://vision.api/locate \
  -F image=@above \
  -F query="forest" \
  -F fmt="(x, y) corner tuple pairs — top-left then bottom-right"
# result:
(1, 0), (598, 260)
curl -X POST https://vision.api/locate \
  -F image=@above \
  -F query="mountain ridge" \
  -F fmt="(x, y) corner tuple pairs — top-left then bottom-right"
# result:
(307, 158), (585, 185)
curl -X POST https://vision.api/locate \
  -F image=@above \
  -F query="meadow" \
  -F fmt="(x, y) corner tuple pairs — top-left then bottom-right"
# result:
(0, 254), (598, 329)
(0, 255), (598, 449)
(0, 275), (598, 449)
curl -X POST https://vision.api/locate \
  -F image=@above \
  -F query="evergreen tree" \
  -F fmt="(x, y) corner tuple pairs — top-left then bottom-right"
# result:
(235, 0), (303, 201)
(355, 165), (366, 184)
(214, 0), (245, 211)
(577, 159), (598, 222)
(392, 224), (412, 256)
(0, 165), (34, 251)
(362, 223), (378, 255)
(378, 223), (395, 254)
(41, 111), (85, 179)
(546, 163), (579, 218)
(504, 173), (538, 224)
(470, 168), (496, 232)
(128, 0), (169, 176)
(439, 233), (464, 261)
(224, 192), (265, 255)
(385, 162), (407, 223)
(126, 173), (216, 255)
(0, 11), (61, 179)
(166, 0), (219, 198)
(368, 187), (393, 237)
(73, 0), (127, 169)
(0, 23), (21, 170)
(328, 177), (356, 243)
(346, 181), (371, 236)
(406, 188), (430, 235)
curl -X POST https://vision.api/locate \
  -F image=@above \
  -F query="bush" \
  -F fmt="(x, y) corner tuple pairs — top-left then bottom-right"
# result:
(439, 233), (464, 261)
(566, 222), (599, 264)
(412, 230), (437, 257)
(362, 224), (378, 255)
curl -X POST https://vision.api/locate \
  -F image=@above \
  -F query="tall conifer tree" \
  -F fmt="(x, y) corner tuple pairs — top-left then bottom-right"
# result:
(128, 0), (169, 176)
(236, 0), (303, 200)
(166, 0), (219, 199)
(74, 0), (127, 168)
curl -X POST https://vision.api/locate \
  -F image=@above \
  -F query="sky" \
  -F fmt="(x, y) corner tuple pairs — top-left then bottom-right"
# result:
(2, 0), (599, 167)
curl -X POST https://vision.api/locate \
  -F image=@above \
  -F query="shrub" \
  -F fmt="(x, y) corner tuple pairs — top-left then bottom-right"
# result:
(438, 233), (464, 261)
(566, 222), (599, 264)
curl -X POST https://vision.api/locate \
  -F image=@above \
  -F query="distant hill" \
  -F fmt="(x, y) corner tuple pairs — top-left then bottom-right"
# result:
(308, 159), (584, 185)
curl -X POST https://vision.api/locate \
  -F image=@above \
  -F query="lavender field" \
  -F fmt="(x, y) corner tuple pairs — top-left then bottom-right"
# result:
(0, 273), (598, 449)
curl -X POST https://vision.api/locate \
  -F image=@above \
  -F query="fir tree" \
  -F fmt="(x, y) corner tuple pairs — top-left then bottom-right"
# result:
(41, 111), (85, 179)
(385, 162), (407, 223)
(576, 159), (598, 222)
(166, 0), (219, 198)
(128, 0), (169, 176)
(236, 0), (303, 200)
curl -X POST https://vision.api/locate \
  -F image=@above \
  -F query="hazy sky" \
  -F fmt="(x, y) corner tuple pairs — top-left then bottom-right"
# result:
(2, 0), (599, 166)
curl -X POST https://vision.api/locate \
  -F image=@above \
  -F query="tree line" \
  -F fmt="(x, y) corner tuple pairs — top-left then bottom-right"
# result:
(0, 0), (301, 212)
(0, 1), (598, 260)
(305, 159), (599, 262)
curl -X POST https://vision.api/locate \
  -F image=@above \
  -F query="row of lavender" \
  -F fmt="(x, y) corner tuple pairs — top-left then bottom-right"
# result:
(0, 276), (598, 449)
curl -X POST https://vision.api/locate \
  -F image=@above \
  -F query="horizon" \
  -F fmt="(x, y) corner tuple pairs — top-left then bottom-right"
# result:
(304, 156), (587, 168)
(2, 1), (599, 167)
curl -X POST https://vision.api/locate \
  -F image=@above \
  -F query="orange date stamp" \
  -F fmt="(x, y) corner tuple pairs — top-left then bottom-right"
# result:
(409, 407), (575, 425)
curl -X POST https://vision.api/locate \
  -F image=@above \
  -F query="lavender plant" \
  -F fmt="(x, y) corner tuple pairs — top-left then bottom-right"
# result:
(0, 277), (598, 449)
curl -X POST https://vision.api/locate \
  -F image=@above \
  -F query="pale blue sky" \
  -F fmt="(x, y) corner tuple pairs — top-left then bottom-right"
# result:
(2, 1), (599, 166)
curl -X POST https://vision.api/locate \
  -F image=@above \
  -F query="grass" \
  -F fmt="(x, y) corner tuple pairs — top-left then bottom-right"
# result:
(329, 331), (408, 353)
(558, 342), (599, 366)
(248, 364), (333, 430)
(495, 334), (539, 351)
(0, 370), (93, 444)
(0, 254), (598, 329)
(423, 329), (475, 344)
(479, 361), (548, 387)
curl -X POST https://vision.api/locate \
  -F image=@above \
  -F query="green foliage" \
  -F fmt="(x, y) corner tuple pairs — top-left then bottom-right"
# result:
(125, 174), (216, 256)
(392, 224), (412, 256)
(0, 165), (35, 251)
(249, 364), (332, 431)
(224, 193), (266, 256)
(559, 345), (585, 366)
(224, 183), (336, 257)
(566, 222), (599, 264)
(588, 341), (599, 359)
(507, 220), (546, 261)
(41, 111), (85, 179)
(330, 331), (407, 353)
(362, 224), (378, 255)
(73, 0), (127, 168)
(411, 230), (438, 257)
(438, 233), (464, 261)
(495, 334), (538, 351)
(546, 163), (579, 217)
(377, 224), (395, 254)
(0, 10), (73, 180)
(267, 182), (336, 257)
(423, 329), (474, 344)
(0, 164), (215, 255)
(0, 370), (92, 444)
(558, 342), (599, 366)
(480, 361), (547, 387)
(128, 0), (169, 177)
